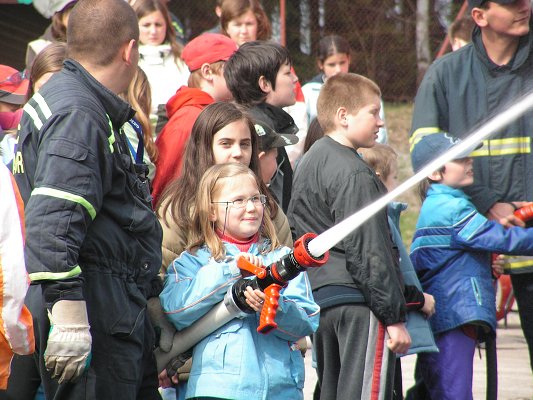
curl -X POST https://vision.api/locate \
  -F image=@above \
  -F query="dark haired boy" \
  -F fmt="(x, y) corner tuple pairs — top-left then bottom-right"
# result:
(288, 73), (411, 400)
(224, 40), (299, 212)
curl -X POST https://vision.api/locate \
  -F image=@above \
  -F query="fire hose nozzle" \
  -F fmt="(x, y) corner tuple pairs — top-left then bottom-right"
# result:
(232, 232), (329, 334)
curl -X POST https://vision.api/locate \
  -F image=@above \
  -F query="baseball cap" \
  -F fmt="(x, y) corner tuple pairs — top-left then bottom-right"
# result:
(468, 0), (516, 9)
(0, 65), (29, 105)
(411, 133), (481, 173)
(182, 33), (238, 72)
(253, 118), (298, 151)
(33, 0), (77, 18)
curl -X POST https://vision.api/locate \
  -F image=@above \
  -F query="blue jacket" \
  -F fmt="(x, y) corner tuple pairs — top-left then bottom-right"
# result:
(388, 202), (437, 355)
(411, 184), (533, 334)
(160, 242), (320, 400)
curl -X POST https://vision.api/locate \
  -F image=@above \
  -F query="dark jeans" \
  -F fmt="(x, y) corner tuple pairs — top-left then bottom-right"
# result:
(511, 272), (533, 372)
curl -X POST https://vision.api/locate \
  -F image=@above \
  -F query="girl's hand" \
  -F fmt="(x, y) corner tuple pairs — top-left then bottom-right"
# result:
(244, 286), (266, 312)
(421, 293), (435, 318)
(237, 253), (263, 268)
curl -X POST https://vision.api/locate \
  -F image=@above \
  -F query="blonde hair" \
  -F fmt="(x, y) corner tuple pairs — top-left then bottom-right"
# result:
(317, 73), (381, 134)
(120, 66), (158, 162)
(187, 163), (280, 261)
(187, 61), (224, 88)
(358, 143), (397, 182)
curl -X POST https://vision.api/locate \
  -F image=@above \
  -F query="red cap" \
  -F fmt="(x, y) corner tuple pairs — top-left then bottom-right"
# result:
(0, 65), (29, 105)
(182, 33), (238, 72)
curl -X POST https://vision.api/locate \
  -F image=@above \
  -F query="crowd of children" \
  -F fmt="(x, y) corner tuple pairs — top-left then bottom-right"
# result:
(2, 0), (533, 399)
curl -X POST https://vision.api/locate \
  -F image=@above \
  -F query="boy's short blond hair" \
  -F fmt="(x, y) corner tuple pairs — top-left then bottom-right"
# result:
(187, 61), (225, 89)
(317, 73), (381, 134)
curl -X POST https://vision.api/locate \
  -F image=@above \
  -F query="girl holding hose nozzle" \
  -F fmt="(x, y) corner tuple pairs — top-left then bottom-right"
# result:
(159, 163), (319, 400)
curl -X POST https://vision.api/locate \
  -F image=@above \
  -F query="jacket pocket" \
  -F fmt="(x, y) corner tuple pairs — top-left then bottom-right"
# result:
(117, 153), (156, 233)
(191, 319), (244, 376)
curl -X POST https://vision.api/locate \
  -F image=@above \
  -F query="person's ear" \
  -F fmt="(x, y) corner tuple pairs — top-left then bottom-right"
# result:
(258, 76), (272, 93)
(200, 63), (213, 81)
(317, 59), (324, 72)
(258, 151), (266, 159)
(209, 205), (218, 222)
(428, 171), (442, 181)
(471, 7), (488, 28)
(123, 39), (137, 65)
(335, 107), (348, 127)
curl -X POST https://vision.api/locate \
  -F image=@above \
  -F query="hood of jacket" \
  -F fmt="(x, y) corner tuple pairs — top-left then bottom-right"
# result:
(165, 86), (214, 120)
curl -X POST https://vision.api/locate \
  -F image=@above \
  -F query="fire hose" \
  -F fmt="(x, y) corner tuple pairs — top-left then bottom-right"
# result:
(154, 91), (533, 377)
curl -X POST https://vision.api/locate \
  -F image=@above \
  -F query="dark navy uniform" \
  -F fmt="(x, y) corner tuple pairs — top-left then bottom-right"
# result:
(12, 59), (163, 400)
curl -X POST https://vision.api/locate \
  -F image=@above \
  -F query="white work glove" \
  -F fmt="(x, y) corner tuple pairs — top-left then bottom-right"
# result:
(45, 300), (92, 384)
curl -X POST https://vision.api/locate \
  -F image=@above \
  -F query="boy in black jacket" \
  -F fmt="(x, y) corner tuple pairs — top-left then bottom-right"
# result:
(288, 73), (410, 400)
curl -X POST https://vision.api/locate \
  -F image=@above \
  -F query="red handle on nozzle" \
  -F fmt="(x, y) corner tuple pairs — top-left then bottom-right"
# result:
(257, 284), (282, 334)
(514, 203), (533, 222)
(237, 256), (267, 279)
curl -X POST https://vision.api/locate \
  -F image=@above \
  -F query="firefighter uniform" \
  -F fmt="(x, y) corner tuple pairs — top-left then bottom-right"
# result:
(12, 59), (163, 399)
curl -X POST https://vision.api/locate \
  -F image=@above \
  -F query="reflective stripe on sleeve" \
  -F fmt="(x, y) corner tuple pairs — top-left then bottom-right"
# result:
(409, 127), (442, 152)
(23, 102), (44, 130)
(31, 187), (97, 220)
(33, 93), (52, 119)
(106, 114), (115, 153)
(469, 137), (530, 157)
(29, 265), (82, 282)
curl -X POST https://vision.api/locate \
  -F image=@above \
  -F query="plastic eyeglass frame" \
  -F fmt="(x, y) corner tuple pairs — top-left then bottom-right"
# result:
(211, 194), (267, 209)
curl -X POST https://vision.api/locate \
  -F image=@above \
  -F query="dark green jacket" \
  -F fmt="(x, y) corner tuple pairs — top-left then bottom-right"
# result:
(410, 24), (533, 215)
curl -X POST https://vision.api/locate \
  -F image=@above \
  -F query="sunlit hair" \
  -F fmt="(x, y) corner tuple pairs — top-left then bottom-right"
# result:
(119, 66), (158, 162)
(417, 166), (446, 202)
(317, 72), (381, 134)
(220, 0), (271, 41)
(67, 0), (139, 66)
(187, 61), (224, 88)
(50, 2), (76, 41)
(131, 0), (183, 62)
(157, 102), (279, 232)
(224, 40), (291, 106)
(303, 117), (325, 154)
(317, 34), (351, 64)
(448, 15), (475, 43)
(29, 42), (66, 95)
(358, 143), (397, 182)
(188, 163), (279, 260)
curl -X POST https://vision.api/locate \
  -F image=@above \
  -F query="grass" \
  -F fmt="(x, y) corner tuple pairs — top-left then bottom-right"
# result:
(384, 102), (420, 249)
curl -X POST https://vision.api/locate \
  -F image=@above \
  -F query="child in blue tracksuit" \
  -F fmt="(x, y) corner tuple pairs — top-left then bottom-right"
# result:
(408, 133), (533, 400)
(160, 163), (320, 400)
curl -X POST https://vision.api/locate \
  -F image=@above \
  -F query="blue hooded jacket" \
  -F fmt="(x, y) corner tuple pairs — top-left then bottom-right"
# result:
(411, 184), (533, 334)
(160, 242), (319, 400)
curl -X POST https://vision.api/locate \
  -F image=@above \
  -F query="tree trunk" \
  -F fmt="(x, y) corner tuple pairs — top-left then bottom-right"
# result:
(416, 0), (431, 86)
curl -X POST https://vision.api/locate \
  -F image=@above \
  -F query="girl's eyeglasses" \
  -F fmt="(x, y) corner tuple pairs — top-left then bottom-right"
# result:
(0, 71), (27, 86)
(212, 194), (267, 209)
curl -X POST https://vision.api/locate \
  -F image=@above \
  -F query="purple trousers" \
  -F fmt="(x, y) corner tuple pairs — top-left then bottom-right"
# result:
(415, 327), (476, 400)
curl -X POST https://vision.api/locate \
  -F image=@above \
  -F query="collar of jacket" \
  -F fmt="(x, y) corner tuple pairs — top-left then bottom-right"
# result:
(428, 183), (471, 200)
(249, 102), (299, 135)
(472, 21), (532, 72)
(63, 59), (135, 131)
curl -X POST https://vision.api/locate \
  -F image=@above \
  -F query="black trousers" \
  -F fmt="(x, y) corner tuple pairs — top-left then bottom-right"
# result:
(511, 272), (533, 372)
(3, 275), (161, 400)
